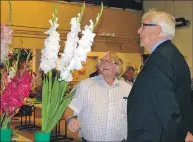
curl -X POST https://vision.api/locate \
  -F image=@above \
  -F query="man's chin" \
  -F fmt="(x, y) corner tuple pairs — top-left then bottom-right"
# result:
(102, 72), (111, 77)
(140, 43), (144, 48)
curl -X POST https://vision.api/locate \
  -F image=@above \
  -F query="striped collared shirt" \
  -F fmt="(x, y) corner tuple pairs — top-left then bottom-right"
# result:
(69, 75), (132, 141)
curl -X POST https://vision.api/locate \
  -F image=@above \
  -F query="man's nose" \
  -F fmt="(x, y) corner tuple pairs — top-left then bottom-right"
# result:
(138, 27), (142, 34)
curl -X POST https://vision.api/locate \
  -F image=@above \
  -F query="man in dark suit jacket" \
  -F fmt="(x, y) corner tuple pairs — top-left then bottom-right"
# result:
(127, 9), (193, 142)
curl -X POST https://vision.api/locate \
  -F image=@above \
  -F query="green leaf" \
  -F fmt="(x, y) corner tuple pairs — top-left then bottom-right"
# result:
(43, 71), (52, 132)
(47, 73), (60, 121)
(42, 75), (49, 132)
(59, 81), (68, 101)
(46, 92), (74, 132)
(47, 71), (52, 109)
(0, 110), (11, 129)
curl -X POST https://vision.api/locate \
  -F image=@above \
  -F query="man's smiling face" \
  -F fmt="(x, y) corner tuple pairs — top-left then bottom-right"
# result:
(99, 53), (118, 78)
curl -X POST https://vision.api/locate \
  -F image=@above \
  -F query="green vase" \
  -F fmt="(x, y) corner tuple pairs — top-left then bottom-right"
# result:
(34, 132), (51, 142)
(0, 128), (12, 142)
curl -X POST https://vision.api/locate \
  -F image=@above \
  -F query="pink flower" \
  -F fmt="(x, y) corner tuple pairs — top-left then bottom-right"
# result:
(1, 24), (13, 43)
(1, 71), (32, 116)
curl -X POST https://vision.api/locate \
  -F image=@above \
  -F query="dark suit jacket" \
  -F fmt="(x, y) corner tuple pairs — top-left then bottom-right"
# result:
(127, 40), (193, 142)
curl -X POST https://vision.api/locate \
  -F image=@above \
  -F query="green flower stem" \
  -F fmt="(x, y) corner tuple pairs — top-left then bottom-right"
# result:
(53, 5), (58, 23)
(92, 2), (104, 32)
(42, 75), (48, 131)
(0, 109), (10, 129)
(26, 50), (32, 64)
(46, 92), (73, 132)
(14, 51), (20, 76)
(45, 71), (53, 131)
(8, 0), (12, 26)
(42, 72), (73, 132)
(78, 2), (86, 23)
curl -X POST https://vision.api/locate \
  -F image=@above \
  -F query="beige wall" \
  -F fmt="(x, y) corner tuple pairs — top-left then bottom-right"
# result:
(144, 1), (193, 75)
(1, 1), (142, 53)
(1, 1), (143, 82)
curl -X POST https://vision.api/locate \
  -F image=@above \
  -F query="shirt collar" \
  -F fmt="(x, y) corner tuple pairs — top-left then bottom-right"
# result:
(94, 75), (120, 87)
(150, 39), (170, 54)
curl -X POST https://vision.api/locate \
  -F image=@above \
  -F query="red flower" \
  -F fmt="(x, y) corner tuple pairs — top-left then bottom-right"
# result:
(1, 71), (32, 116)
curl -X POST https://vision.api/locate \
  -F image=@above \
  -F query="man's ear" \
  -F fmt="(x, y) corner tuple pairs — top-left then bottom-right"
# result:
(155, 25), (162, 35)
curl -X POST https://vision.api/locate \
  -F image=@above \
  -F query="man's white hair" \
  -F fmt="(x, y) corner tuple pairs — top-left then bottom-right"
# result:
(142, 9), (176, 39)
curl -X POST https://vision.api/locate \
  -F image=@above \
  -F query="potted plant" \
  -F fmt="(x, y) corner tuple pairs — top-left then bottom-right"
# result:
(34, 3), (103, 142)
(0, 47), (33, 142)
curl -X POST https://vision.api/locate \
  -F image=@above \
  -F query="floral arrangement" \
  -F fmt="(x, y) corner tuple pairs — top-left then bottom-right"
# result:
(1, 13), (33, 129)
(0, 47), (33, 129)
(39, 3), (103, 133)
(1, 48), (32, 91)
(0, 46), (33, 128)
(0, 71), (32, 128)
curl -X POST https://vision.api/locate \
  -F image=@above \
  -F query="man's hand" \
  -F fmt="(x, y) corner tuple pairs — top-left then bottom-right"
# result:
(67, 118), (81, 132)
(185, 131), (193, 142)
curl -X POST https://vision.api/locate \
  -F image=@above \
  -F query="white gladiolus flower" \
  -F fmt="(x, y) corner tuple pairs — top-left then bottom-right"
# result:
(41, 7), (101, 82)
(59, 19), (96, 81)
(59, 69), (72, 82)
(73, 20), (95, 62)
(58, 16), (81, 81)
(40, 15), (60, 74)
(70, 17), (81, 32)
(68, 57), (83, 70)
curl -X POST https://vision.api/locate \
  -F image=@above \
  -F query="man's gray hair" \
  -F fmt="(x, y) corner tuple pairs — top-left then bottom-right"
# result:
(142, 9), (176, 39)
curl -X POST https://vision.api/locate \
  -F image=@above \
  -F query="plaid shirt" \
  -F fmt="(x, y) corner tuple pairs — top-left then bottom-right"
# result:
(69, 75), (132, 141)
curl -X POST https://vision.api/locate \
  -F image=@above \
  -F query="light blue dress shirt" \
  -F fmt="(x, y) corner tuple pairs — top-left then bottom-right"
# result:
(150, 39), (170, 54)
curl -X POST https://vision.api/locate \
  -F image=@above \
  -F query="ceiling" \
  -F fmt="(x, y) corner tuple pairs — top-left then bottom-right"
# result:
(61, 0), (143, 11)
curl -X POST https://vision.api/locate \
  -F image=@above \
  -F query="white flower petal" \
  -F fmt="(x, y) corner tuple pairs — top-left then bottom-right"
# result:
(59, 69), (73, 81)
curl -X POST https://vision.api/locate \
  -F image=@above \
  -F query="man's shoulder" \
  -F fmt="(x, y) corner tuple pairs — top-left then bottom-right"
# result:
(78, 76), (99, 86)
(79, 77), (95, 84)
(119, 79), (132, 88)
(151, 41), (180, 63)
(157, 40), (180, 56)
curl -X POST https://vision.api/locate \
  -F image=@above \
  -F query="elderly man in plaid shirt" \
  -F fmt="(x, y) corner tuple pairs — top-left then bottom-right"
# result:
(65, 52), (132, 142)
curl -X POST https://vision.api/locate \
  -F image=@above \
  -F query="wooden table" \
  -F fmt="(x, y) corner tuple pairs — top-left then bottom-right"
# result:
(11, 133), (32, 142)
(15, 103), (41, 130)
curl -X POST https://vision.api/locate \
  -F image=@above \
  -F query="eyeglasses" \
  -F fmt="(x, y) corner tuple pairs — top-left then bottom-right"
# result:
(100, 59), (119, 65)
(142, 23), (158, 27)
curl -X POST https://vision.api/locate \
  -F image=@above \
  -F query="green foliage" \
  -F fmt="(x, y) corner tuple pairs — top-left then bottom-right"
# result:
(0, 110), (11, 129)
(9, 49), (32, 65)
(93, 2), (104, 31)
(77, 2), (86, 23)
(41, 71), (74, 132)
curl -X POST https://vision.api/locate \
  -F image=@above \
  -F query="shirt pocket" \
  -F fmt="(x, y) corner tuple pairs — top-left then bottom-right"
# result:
(118, 98), (127, 117)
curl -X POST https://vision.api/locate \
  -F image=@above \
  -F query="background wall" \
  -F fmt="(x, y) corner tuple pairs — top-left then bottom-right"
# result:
(2, 0), (192, 80)
(1, 1), (142, 53)
(1, 1), (143, 84)
(143, 1), (193, 75)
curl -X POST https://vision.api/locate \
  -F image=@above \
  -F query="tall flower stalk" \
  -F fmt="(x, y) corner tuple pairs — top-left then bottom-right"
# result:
(0, 0), (34, 130)
(0, 49), (33, 129)
(40, 3), (103, 133)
